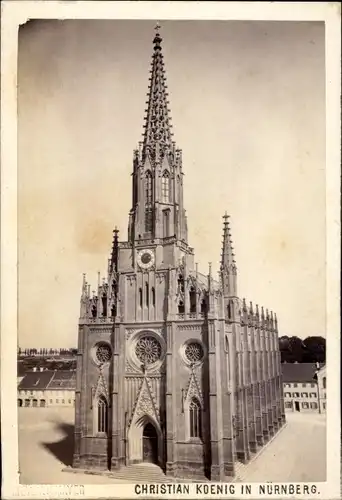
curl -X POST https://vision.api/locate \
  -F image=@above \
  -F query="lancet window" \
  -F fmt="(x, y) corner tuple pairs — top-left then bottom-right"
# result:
(145, 171), (153, 232)
(145, 283), (149, 307)
(189, 287), (197, 313)
(200, 298), (207, 314)
(163, 209), (170, 238)
(97, 396), (108, 434)
(227, 300), (233, 321)
(145, 171), (152, 204)
(178, 274), (185, 293)
(102, 294), (107, 317)
(161, 171), (170, 202)
(189, 397), (202, 439)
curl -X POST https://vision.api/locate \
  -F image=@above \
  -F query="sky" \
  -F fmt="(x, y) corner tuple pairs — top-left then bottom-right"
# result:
(17, 19), (326, 347)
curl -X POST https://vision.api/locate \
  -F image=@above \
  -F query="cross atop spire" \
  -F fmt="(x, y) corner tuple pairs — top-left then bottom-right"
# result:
(142, 25), (174, 154)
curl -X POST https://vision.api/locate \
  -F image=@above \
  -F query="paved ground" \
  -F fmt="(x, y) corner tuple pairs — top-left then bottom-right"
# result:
(235, 411), (326, 482)
(18, 408), (326, 484)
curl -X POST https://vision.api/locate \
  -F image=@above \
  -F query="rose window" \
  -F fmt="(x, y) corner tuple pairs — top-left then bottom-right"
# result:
(135, 335), (161, 365)
(95, 342), (112, 365)
(185, 342), (204, 363)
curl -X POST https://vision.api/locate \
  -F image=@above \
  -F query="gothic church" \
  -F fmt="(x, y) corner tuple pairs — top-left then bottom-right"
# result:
(73, 27), (286, 481)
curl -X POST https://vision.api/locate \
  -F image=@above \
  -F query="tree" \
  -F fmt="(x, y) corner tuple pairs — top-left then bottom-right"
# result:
(302, 336), (326, 363)
(279, 335), (326, 363)
(279, 335), (305, 363)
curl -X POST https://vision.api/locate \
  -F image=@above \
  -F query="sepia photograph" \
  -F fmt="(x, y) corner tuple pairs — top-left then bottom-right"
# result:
(1, 2), (340, 499)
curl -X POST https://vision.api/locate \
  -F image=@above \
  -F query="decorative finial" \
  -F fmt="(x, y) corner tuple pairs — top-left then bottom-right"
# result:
(153, 22), (162, 47)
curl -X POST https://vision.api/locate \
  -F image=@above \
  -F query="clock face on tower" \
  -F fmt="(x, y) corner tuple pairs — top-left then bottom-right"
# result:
(137, 249), (155, 270)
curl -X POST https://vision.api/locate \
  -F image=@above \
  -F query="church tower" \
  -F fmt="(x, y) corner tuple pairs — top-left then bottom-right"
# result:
(72, 26), (285, 480)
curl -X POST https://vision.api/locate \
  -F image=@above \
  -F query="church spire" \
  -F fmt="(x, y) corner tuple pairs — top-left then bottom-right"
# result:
(142, 23), (174, 155)
(220, 213), (237, 298)
(128, 25), (188, 244)
(221, 213), (237, 273)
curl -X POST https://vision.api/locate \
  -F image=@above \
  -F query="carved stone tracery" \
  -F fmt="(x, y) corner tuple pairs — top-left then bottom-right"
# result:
(135, 335), (162, 365)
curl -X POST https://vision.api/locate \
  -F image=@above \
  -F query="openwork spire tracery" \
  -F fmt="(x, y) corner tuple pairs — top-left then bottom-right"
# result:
(142, 25), (174, 153)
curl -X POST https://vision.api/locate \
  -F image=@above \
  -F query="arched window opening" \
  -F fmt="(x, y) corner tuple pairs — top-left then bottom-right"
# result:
(145, 283), (149, 307)
(189, 398), (202, 439)
(139, 288), (143, 308)
(152, 287), (156, 307)
(227, 300), (232, 320)
(145, 171), (153, 232)
(200, 298), (207, 314)
(145, 171), (152, 204)
(178, 274), (185, 293)
(111, 304), (116, 318)
(40, 399), (46, 407)
(32, 399), (38, 408)
(189, 287), (197, 313)
(323, 377), (326, 389)
(102, 294), (107, 317)
(145, 208), (153, 233)
(162, 171), (170, 203)
(178, 301), (185, 314)
(97, 396), (108, 434)
(225, 336), (229, 352)
(91, 305), (97, 318)
(163, 209), (170, 238)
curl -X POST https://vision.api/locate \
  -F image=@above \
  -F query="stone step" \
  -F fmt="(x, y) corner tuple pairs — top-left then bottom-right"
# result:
(106, 464), (169, 482)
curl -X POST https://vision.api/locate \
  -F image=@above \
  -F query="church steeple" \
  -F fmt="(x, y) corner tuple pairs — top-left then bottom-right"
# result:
(127, 25), (188, 244)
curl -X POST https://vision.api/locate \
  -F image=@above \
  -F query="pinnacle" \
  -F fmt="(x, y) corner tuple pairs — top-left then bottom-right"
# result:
(221, 212), (236, 271)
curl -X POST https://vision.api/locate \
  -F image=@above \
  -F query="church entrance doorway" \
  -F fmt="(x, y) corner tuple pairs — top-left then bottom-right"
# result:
(142, 423), (158, 464)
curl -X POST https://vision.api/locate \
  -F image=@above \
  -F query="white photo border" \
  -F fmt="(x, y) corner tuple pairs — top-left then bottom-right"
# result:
(1, 1), (340, 499)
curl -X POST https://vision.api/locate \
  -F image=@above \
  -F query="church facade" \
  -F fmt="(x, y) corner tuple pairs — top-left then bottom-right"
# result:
(72, 28), (286, 481)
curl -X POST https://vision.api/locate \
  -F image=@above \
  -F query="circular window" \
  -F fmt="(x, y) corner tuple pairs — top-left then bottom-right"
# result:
(185, 342), (204, 363)
(135, 335), (162, 365)
(94, 342), (112, 365)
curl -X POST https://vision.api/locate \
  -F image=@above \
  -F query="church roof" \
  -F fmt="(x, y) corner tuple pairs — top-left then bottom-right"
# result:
(18, 370), (76, 391)
(48, 370), (76, 389)
(281, 363), (319, 383)
(18, 370), (55, 390)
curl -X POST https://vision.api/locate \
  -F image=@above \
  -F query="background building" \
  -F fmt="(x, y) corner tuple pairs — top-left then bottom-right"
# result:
(17, 368), (76, 408)
(282, 362), (326, 413)
(316, 363), (326, 413)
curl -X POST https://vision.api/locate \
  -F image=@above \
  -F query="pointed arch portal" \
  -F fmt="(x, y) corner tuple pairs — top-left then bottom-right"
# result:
(127, 414), (162, 466)
(142, 422), (158, 463)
